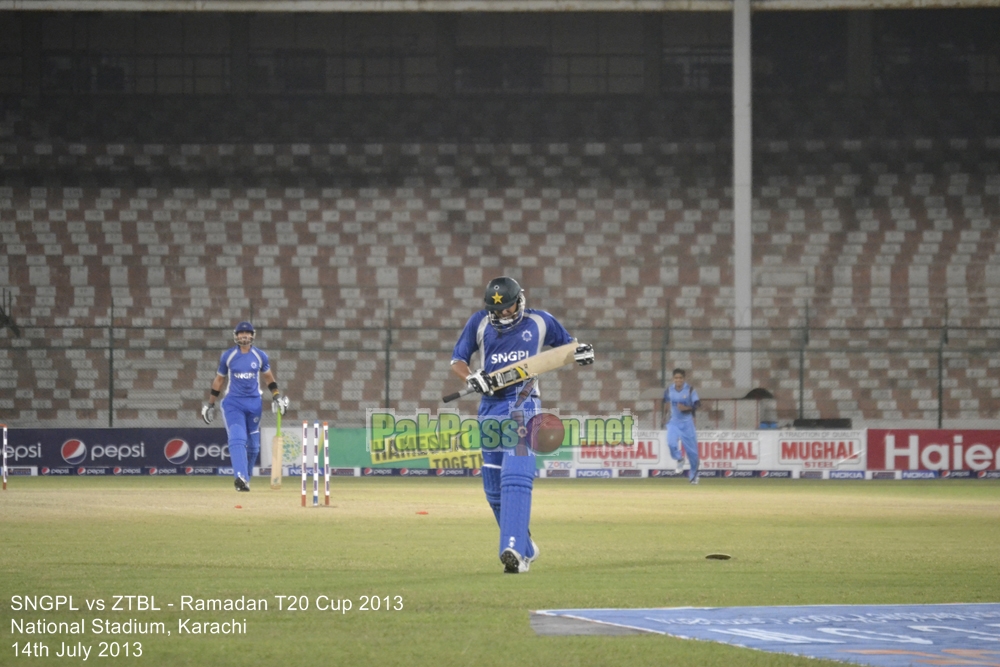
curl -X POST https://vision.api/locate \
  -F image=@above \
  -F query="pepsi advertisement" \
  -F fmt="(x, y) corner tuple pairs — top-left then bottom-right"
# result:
(5, 429), (230, 476)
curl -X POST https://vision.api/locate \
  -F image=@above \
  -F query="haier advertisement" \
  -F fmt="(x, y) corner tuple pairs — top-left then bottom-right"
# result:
(868, 429), (1000, 477)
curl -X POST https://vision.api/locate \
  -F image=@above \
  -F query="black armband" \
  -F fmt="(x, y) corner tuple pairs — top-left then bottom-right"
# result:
(210, 389), (220, 397)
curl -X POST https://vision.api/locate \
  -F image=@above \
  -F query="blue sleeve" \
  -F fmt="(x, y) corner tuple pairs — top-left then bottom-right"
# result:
(258, 348), (271, 374)
(538, 311), (574, 348)
(452, 312), (484, 364)
(216, 349), (230, 376)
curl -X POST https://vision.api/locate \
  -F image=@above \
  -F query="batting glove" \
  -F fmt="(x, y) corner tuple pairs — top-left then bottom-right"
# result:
(574, 343), (595, 366)
(201, 403), (216, 425)
(272, 394), (289, 415)
(466, 369), (495, 396)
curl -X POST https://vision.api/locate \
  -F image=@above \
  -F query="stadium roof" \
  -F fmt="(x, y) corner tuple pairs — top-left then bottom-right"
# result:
(1, 0), (998, 11)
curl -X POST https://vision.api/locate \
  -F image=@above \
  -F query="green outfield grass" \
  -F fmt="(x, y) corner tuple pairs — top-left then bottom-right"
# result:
(1, 477), (998, 666)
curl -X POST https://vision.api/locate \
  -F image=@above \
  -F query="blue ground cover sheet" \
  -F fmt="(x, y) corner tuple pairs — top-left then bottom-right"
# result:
(536, 603), (1000, 666)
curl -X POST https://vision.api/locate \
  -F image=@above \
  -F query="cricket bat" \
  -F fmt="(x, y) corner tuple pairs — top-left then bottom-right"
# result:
(443, 341), (579, 403)
(270, 410), (283, 490)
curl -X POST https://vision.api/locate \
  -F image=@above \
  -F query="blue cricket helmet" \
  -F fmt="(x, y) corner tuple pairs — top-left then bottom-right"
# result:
(233, 321), (255, 344)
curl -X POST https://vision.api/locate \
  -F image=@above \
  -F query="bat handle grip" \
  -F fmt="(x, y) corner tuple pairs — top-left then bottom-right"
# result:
(442, 387), (473, 403)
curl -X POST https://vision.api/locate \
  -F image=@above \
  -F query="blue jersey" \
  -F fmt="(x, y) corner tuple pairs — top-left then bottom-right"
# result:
(452, 309), (574, 402)
(216, 346), (271, 400)
(665, 383), (699, 426)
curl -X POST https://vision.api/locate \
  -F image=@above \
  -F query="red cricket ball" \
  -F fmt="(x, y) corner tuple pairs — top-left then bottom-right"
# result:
(527, 412), (565, 454)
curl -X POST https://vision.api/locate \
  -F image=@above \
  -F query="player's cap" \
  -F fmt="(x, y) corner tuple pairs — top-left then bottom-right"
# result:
(484, 277), (523, 312)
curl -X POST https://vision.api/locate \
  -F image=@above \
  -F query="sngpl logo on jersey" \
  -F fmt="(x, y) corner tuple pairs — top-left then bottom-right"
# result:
(61, 439), (88, 465)
(164, 439), (190, 464)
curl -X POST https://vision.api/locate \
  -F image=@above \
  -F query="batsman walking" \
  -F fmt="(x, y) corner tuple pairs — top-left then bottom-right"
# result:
(450, 277), (594, 573)
(201, 321), (289, 492)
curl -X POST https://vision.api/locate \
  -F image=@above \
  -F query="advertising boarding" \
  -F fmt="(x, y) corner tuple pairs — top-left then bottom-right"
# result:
(868, 429), (1000, 477)
(8, 424), (1000, 479)
(4, 429), (230, 475)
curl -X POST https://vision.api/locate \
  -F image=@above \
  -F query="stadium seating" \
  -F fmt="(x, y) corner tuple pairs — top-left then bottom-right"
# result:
(1, 96), (997, 428)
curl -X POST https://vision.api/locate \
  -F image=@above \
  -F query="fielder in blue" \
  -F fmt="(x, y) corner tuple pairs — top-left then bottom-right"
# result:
(451, 277), (594, 573)
(664, 368), (700, 484)
(201, 322), (289, 492)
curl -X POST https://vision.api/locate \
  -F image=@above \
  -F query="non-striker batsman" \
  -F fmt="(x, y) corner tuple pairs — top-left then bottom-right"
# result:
(201, 321), (289, 492)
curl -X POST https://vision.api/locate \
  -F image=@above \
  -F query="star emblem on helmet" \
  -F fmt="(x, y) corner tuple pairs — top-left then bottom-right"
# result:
(492, 292), (504, 304)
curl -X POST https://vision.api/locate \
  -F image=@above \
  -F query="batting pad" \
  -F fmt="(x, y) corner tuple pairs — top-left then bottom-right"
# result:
(228, 441), (249, 481)
(499, 452), (535, 559)
(245, 433), (260, 477)
(482, 448), (503, 526)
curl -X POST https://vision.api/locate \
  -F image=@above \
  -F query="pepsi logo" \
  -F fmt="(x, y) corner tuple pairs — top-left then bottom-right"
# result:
(77, 467), (86, 475)
(724, 470), (734, 477)
(41, 467), (51, 475)
(185, 467), (193, 475)
(760, 471), (770, 477)
(400, 468), (409, 476)
(164, 439), (190, 465)
(471, 468), (482, 477)
(436, 469), (444, 476)
(113, 467), (122, 475)
(363, 468), (373, 475)
(148, 467), (158, 475)
(61, 439), (88, 465)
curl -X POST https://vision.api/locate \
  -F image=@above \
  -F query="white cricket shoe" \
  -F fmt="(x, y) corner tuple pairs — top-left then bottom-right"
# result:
(501, 548), (530, 574)
(527, 537), (539, 564)
(675, 457), (685, 474)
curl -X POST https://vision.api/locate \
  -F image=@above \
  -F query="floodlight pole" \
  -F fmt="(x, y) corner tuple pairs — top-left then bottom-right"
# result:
(733, 0), (753, 388)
